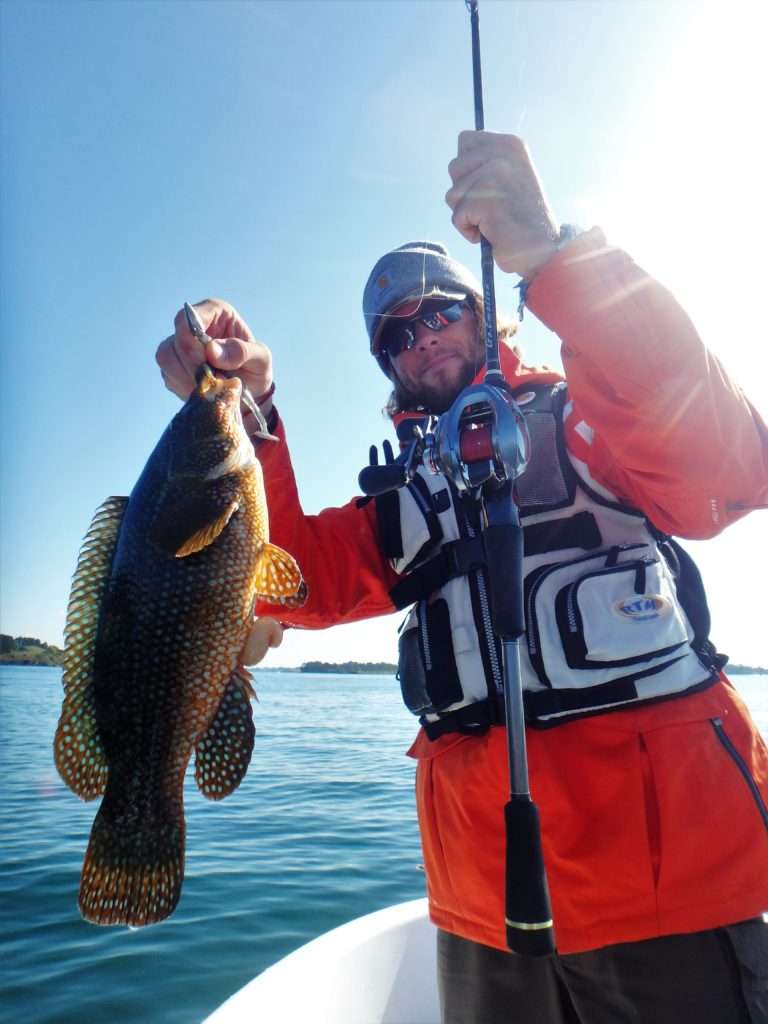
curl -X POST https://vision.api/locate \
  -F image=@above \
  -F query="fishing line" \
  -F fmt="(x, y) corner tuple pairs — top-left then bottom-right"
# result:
(368, 241), (435, 324)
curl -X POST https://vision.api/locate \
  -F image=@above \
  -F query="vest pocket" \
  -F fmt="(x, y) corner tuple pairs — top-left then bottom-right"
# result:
(555, 556), (689, 669)
(525, 545), (692, 689)
(397, 600), (463, 715)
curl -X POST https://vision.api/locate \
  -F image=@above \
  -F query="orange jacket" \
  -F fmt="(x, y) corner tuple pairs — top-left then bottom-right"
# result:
(256, 228), (768, 953)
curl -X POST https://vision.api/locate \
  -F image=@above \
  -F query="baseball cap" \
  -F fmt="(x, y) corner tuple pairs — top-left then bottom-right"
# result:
(363, 241), (481, 374)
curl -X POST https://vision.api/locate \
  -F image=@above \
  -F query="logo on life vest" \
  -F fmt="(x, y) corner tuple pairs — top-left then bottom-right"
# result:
(614, 594), (671, 622)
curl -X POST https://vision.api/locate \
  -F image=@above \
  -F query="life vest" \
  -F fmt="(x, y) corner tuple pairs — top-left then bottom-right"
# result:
(376, 382), (725, 732)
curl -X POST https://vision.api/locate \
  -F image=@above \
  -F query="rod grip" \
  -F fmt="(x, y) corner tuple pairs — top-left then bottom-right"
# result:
(484, 523), (524, 639)
(504, 796), (555, 956)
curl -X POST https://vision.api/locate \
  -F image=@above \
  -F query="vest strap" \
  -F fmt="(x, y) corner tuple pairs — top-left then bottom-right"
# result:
(522, 510), (602, 557)
(523, 678), (639, 720)
(422, 693), (506, 739)
(390, 534), (487, 609)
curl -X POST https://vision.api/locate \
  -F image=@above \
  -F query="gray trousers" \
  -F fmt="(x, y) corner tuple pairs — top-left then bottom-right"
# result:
(438, 919), (768, 1024)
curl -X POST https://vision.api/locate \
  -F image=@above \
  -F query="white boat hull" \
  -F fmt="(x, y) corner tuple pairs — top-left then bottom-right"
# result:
(204, 898), (439, 1023)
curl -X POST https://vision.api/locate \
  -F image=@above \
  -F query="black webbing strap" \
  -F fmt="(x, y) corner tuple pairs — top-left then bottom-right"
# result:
(375, 489), (404, 560)
(422, 679), (640, 738)
(422, 692), (506, 740)
(523, 511), (602, 557)
(389, 534), (487, 610)
(523, 678), (639, 720)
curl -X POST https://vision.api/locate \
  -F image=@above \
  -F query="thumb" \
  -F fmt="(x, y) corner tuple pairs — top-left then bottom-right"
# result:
(205, 337), (251, 372)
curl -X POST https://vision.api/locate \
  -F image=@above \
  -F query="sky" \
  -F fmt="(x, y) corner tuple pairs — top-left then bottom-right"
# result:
(1, 0), (766, 669)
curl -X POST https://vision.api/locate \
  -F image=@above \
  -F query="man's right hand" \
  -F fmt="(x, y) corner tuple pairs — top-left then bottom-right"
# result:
(156, 298), (273, 404)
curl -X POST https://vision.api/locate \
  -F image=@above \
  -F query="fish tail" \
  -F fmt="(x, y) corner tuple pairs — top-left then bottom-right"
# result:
(78, 800), (185, 927)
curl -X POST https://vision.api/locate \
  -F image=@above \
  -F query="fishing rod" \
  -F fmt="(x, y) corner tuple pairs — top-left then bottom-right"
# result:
(461, 0), (555, 957)
(359, 0), (554, 957)
(465, 0), (502, 383)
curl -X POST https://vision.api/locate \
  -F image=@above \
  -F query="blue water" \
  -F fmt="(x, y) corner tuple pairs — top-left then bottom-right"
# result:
(0, 667), (424, 1024)
(2, 667), (766, 1024)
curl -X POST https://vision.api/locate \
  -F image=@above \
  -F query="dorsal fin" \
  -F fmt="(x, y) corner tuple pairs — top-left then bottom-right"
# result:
(54, 496), (128, 799)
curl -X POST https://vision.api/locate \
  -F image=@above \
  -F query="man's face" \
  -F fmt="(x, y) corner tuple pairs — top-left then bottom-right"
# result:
(388, 305), (481, 413)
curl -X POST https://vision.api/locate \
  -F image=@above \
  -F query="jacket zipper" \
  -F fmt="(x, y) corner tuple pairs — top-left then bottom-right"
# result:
(638, 735), (661, 888)
(418, 599), (433, 673)
(466, 521), (503, 695)
(711, 718), (768, 830)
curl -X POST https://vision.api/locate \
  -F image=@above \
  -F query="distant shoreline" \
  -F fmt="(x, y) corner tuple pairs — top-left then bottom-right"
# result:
(3, 659), (765, 675)
(2, 635), (766, 676)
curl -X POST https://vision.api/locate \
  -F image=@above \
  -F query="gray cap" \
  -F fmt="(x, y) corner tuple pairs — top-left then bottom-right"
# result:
(363, 241), (481, 374)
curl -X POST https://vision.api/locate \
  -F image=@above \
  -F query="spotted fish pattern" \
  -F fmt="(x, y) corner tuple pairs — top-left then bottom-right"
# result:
(54, 366), (306, 926)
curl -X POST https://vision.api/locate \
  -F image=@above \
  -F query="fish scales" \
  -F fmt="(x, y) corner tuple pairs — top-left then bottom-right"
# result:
(55, 366), (306, 926)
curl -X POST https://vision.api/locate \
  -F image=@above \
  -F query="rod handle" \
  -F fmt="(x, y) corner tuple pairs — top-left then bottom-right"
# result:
(484, 522), (524, 639)
(504, 796), (555, 956)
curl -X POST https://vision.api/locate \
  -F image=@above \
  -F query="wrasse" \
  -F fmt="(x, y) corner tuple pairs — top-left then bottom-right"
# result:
(54, 365), (305, 926)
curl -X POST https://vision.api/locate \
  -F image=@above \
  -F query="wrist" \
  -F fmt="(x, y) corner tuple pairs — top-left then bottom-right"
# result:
(516, 224), (585, 319)
(254, 380), (275, 407)
(521, 225), (583, 282)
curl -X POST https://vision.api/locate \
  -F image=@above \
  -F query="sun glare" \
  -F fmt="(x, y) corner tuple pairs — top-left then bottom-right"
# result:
(574, 4), (767, 405)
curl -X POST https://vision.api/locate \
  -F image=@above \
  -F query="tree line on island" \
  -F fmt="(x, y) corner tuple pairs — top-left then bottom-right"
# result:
(1, 635), (765, 676)
(300, 660), (397, 674)
(0, 635), (64, 666)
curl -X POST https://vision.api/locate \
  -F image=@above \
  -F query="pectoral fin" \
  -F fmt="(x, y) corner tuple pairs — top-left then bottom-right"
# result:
(55, 496), (127, 799)
(253, 543), (308, 607)
(194, 669), (256, 800)
(148, 479), (240, 558)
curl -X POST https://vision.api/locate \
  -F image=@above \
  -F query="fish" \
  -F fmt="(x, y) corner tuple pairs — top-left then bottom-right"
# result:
(54, 364), (306, 926)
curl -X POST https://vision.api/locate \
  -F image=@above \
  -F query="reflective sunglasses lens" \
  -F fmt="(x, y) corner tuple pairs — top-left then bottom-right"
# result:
(381, 300), (467, 359)
(421, 302), (466, 331)
(381, 322), (415, 359)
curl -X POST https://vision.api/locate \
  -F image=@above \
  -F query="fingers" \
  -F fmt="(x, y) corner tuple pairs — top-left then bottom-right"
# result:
(446, 159), (510, 244)
(172, 298), (257, 347)
(242, 616), (284, 666)
(157, 298), (274, 403)
(155, 333), (200, 401)
(447, 130), (516, 182)
(445, 130), (559, 278)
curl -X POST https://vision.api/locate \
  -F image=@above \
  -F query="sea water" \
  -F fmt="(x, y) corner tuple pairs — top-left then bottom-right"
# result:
(1, 666), (765, 1024)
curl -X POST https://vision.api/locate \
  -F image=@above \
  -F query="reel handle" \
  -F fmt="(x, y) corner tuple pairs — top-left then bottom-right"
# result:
(358, 461), (409, 496)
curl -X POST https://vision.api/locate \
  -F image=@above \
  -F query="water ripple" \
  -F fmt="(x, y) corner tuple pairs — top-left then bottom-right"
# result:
(2, 666), (765, 1024)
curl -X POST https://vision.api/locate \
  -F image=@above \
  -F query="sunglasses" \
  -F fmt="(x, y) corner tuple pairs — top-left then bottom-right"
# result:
(380, 300), (471, 359)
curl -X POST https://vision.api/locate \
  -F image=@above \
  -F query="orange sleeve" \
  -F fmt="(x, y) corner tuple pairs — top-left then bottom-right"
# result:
(252, 415), (399, 628)
(525, 228), (768, 538)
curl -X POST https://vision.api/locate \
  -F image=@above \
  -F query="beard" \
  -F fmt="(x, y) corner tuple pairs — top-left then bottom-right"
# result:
(392, 345), (483, 415)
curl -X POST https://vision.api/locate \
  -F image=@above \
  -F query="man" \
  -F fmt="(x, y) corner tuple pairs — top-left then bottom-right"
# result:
(157, 132), (768, 1022)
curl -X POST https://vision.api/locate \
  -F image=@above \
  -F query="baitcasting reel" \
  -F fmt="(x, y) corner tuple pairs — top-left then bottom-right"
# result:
(359, 381), (530, 498)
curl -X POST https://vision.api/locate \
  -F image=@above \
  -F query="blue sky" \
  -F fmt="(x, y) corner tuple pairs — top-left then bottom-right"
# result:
(1, 0), (766, 667)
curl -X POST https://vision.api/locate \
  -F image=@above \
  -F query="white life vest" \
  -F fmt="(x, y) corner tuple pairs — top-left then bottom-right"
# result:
(377, 383), (723, 732)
